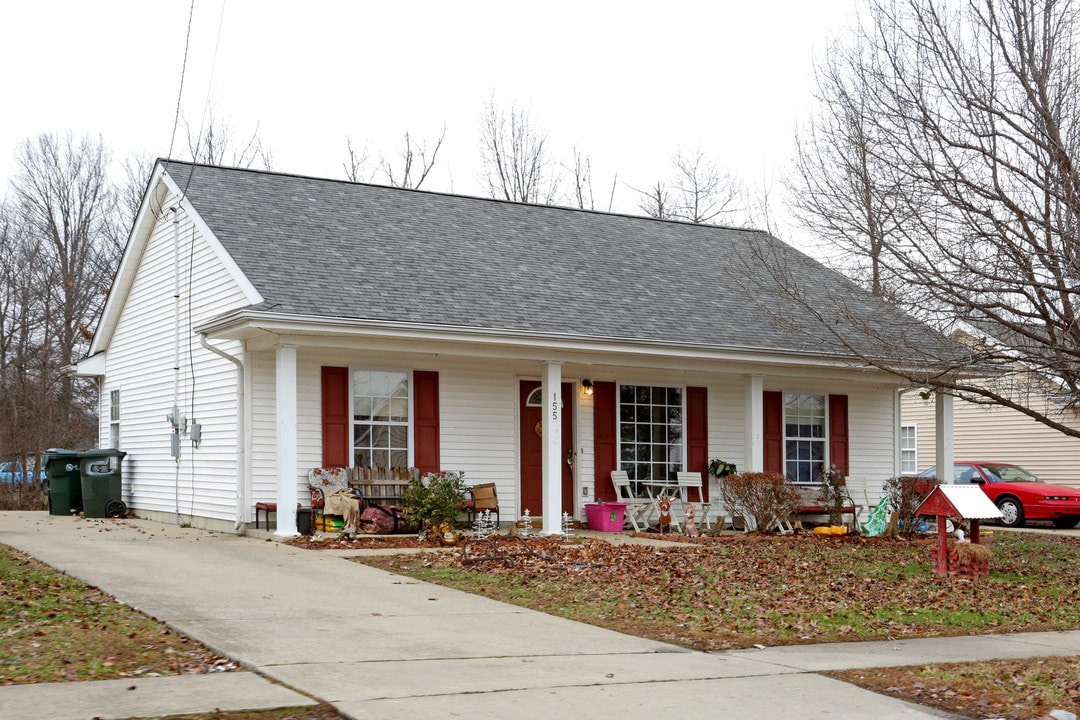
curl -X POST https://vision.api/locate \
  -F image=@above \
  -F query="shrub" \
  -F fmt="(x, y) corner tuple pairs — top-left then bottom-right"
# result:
(883, 475), (940, 534)
(720, 472), (801, 533)
(402, 471), (468, 531)
(0, 481), (47, 511)
(816, 465), (849, 526)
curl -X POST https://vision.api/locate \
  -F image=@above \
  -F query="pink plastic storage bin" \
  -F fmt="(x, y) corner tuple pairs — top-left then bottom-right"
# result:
(585, 502), (628, 532)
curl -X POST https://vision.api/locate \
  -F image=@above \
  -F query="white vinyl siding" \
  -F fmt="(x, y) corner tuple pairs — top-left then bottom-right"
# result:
(101, 197), (249, 523)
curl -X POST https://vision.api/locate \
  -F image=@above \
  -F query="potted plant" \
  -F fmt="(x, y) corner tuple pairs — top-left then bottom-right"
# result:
(707, 459), (737, 478)
(816, 464), (849, 526)
(402, 471), (468, 541)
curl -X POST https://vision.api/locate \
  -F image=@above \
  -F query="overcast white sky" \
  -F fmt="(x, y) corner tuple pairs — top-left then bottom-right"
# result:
(0, 0), (859, 233)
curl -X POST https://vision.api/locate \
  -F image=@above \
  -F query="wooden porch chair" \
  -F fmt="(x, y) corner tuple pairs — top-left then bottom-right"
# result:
(611, 470), (651, 532)
(676, 471), (712, 532)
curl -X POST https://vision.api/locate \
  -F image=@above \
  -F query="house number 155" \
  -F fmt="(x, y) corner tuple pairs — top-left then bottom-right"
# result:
(552, 392), (559, 420)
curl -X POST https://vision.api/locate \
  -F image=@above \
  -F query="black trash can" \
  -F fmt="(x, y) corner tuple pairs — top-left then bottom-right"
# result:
(297, 507), (312, 535)
(43, 449), (82, 516)
(79, 449), (127, 518)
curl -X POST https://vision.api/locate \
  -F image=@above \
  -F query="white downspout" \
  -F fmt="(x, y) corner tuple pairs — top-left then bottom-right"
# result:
(200, 334), (247, 531)
(172, 208), (182, 522)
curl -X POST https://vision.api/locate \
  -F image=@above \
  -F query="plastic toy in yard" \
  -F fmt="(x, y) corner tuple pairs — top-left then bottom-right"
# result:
(860, 498), (891, 537)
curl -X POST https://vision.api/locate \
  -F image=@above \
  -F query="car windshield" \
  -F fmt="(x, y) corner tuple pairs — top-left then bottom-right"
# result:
(979, 464), (1040, 483)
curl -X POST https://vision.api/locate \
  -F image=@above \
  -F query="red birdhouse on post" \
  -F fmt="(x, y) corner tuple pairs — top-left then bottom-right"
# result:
(916, 485), (1002, 578)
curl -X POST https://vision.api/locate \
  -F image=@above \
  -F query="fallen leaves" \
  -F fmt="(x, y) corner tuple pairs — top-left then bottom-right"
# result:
(358, 533), (1080, 652)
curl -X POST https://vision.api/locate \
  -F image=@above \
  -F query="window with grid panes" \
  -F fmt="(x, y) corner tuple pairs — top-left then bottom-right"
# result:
(900, 424), (917, 475)
(109, 389), (121, 449)
(352, 370), (409, 470)
(618, 385), (683, 485)
(785, 393), (825, 483)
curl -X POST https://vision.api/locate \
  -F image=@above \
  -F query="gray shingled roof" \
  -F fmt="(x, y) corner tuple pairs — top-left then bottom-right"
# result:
(166, 161), (960, 362)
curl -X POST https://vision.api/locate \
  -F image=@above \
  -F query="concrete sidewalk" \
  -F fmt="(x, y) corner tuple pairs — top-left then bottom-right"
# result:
(1, 512), (1078, 720)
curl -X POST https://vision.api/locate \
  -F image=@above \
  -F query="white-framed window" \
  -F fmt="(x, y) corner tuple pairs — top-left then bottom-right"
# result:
(352, 370), (410, 470)
(618, 384), (683, 483)
(109, 389), (121, 449)
(900, 423), (918, 475)
(784, 393), (825, 483)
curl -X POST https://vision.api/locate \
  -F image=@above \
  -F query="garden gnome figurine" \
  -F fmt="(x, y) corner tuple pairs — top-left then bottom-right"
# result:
(657, 493), (673, 535)
(684, 503), (699, 538)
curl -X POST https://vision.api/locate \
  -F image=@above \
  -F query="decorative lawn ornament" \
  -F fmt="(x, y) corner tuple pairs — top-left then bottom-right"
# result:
(684, 503), (699, 538)
(657, 493), (673, 535)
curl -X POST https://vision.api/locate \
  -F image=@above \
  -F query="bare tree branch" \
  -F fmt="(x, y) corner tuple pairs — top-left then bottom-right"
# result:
(478, 94), (561, 204)
(780, 0), (1080, 438)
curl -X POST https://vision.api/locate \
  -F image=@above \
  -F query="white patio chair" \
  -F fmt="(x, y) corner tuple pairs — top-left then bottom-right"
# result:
(611, 470), (652, 532)
(676, 471), (712, 532)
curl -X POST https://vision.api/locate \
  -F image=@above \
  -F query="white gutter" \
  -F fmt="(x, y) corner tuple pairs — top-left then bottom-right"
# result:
(199, 334), (247, 532)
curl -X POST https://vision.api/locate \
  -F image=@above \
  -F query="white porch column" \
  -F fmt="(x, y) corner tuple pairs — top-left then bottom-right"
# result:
(935, 392), (954, 484)
(541, 361), (563, 535)
(274, 344), (299, 538)
(744, 375), (764, 472)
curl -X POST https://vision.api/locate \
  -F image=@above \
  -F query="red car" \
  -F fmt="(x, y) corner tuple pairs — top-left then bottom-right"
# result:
(919, 462), (1080, 528)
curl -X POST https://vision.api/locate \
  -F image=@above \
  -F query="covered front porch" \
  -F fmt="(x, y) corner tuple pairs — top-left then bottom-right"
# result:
(214, 319), (934, 538)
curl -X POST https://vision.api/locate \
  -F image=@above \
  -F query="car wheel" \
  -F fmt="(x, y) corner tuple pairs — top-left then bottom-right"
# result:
(996, 496), (1025, 528)
(1051, 516), (1080, 529)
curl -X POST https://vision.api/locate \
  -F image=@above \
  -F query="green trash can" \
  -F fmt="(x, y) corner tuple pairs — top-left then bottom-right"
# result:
(79, 449), (127, 518)
(44, 449), (82, 516)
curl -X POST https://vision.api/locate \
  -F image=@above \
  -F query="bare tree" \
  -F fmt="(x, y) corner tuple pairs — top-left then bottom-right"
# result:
(381, 127), (445, 190)
(342, 137), (373, 183)
(772, 0), (1080, 439)
(184, 110), (273, 169)
(635, 148), (743, 224)
(4, 132), (116, 454)
(478, 95), (560, 204)
(566, 148), (617, 211)
(787, 35), (914, 298)
(669, 148), (743, 224)
(636, 181), (675, 220)
(106, 151), (155, 253)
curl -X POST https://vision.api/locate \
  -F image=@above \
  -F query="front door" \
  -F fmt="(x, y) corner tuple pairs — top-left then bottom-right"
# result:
(519, 380), (574, 518)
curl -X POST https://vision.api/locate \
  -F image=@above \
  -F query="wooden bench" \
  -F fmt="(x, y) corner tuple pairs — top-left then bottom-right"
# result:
(792, 485), (860, 527)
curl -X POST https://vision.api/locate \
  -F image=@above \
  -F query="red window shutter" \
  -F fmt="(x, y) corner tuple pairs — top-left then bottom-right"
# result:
(593, 381), (617, 501)
(764, 391), (783, 474)
(829, 394), (849, 476)
(685, 386), (709, 500)
(321, 366), (350, 467)
(413, 371), (440, 474)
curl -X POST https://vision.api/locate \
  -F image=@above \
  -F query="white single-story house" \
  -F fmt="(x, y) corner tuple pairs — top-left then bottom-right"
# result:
(74, 160), (965, 535)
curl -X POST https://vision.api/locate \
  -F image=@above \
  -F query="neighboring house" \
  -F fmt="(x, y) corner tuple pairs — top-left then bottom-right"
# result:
(74, 161), (963, 534)
(902, 392), (1080, 490)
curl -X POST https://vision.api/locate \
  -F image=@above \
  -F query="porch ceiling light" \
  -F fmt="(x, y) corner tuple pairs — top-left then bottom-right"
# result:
(581, 379), (594, 396)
